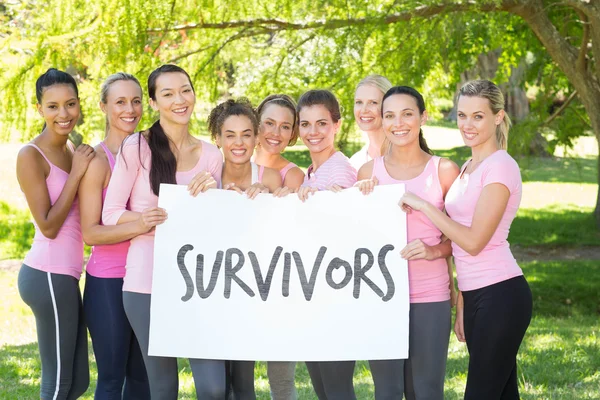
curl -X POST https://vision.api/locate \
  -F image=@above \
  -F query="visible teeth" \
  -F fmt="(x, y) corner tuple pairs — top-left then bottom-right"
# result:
(308, 139), (322, 144)
(392, 130), (409, 136)
(57, 121), (71, 127)
(266, 139), (281, 146)
(121, 117), (136, 122)
(360, 117), (374, 122)
(231, 149), (246, 156)
(463, 132), (477, 139)
(173, 107), (187, 114)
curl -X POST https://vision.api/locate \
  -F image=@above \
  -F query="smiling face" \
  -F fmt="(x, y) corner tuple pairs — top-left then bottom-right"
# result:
(37, 84), (80, 136)
(216, 114), (256, 164)
(101, 80), (143, 135)
(457, 95), (504, 149)
(382, 94), (426, 148)
(258, 104), (295, 154)
(150, 72), (195, 125)
(354, 84), (384, 133)
(298, 105), (339, 154)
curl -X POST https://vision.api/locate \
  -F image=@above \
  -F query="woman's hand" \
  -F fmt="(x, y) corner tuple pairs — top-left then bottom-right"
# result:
(326, 184), (344, 193)
(297, 186), (318, 202)
(354, 177), (378, 195)
(454, 308), (466, 342)
(398, 191), (427, 213)
(245, 183), (269, 199)
(400, 239), (439, 261)
(71, 144), (96, 179)
(273, 186), (291, 198)
(137, 207), (168, 233)
(224, 182), (244, 194)
(188, 171), (217, 196)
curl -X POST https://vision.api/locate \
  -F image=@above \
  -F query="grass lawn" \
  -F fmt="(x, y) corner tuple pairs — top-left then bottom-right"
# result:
(2, 260), (599, 399)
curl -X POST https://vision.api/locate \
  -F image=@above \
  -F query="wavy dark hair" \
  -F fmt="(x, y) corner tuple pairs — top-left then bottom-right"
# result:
(145, 64), (195, 196)
(207, 98), (258, 144)
(381, 86), (433, 155)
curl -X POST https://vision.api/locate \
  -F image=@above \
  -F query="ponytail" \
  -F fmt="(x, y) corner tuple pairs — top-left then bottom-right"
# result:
(147, 121), (177, 196)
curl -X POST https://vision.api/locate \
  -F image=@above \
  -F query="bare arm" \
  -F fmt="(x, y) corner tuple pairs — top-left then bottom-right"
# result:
(402, 184), (510, 256)
(78, 156), (146, 245)
(283, 167), (305, 191)
(17, 144), (94, 239)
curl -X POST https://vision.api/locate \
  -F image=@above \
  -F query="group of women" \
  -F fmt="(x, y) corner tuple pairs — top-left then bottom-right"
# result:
(17, 64), (532, 400)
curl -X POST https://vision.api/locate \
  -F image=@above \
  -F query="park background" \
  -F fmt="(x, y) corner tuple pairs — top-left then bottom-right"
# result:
(1, 0), (599, 398)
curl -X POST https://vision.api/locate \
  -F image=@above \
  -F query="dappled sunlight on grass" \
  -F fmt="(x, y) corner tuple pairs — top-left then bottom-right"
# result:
(510, 205), (599, 247)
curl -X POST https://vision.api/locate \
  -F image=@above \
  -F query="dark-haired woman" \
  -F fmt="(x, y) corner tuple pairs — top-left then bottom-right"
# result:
(254, 94), (305, 193)
(102, 65), (225, 399)
(17, 68), (94, 399)
(207, 98), (283, 400)
(296, 89), (358, 400)
(398, 80), (532, 399)
(356, 86), (459, 400)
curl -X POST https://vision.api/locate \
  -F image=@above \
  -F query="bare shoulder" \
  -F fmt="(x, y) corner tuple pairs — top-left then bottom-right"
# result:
(357, 159), (375, 180)
(438, 157), (460, 179)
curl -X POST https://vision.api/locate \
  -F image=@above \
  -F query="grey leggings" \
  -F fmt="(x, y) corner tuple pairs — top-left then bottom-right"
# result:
(18, 264), (90, 400)
(306, 361), (357, 400)
(267, 362), (297, 400)
(123, 291), (226, 399)
(369, 300), (451, 400)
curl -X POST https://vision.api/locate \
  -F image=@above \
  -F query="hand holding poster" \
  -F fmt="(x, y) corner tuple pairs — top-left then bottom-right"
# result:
(149, 184), (409, 361)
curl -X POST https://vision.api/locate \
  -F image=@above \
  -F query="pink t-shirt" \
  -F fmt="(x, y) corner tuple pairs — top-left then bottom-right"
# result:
(445, 150), (523, 291)
(102, 133), (223, 294)
(372, 156), (450, 303)
(86, 142), (131, 279)
(302, 151), (357, 190)
(23, 144), (84, 279)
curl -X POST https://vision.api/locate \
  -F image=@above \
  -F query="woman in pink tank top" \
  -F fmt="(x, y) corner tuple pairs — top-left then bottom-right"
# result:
(349, 75), (392, 171)
(208, 98), (284, 399)
(77, 73), (151, 398)
(356, 86), (459, 399)
(254, 94), (305, 192)
(16, 68), (94, 399)
(398, 80), (532, 399)
(101, 65), (226, 399)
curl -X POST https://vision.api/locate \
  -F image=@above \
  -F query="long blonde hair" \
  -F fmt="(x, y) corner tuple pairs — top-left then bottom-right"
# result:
(458, 80), (512, 150)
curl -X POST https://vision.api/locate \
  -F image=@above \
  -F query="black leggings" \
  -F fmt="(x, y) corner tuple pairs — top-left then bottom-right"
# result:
(462, 275), (532, 400)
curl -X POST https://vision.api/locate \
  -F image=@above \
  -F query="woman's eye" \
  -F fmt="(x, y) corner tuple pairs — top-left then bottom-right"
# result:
(163, 93), (172, 97)
(117, 100), (124, 105)
(355, 100), (362, 105)
(282, 125), (290, 130)
(384, 114), (393, 119)
(134, 100), (142, 104)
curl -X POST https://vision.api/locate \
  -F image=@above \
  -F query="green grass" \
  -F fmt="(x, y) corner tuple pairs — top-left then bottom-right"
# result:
(510, 205), (600, 247)
(1, 261), (599, 399)
(0, 201), (34, 260)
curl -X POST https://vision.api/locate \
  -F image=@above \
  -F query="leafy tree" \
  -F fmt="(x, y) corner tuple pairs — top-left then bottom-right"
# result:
(1, 0), (599, 226)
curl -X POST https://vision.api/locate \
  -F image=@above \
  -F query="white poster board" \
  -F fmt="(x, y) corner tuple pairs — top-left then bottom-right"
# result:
(149, 184), (408, 361)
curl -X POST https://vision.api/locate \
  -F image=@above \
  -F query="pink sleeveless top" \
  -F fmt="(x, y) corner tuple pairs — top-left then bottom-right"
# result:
(279, 162), (298, 182)
(86, 142), (131, 278)
(372, 156), (450, 303)
(23, 143), (84, 279)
